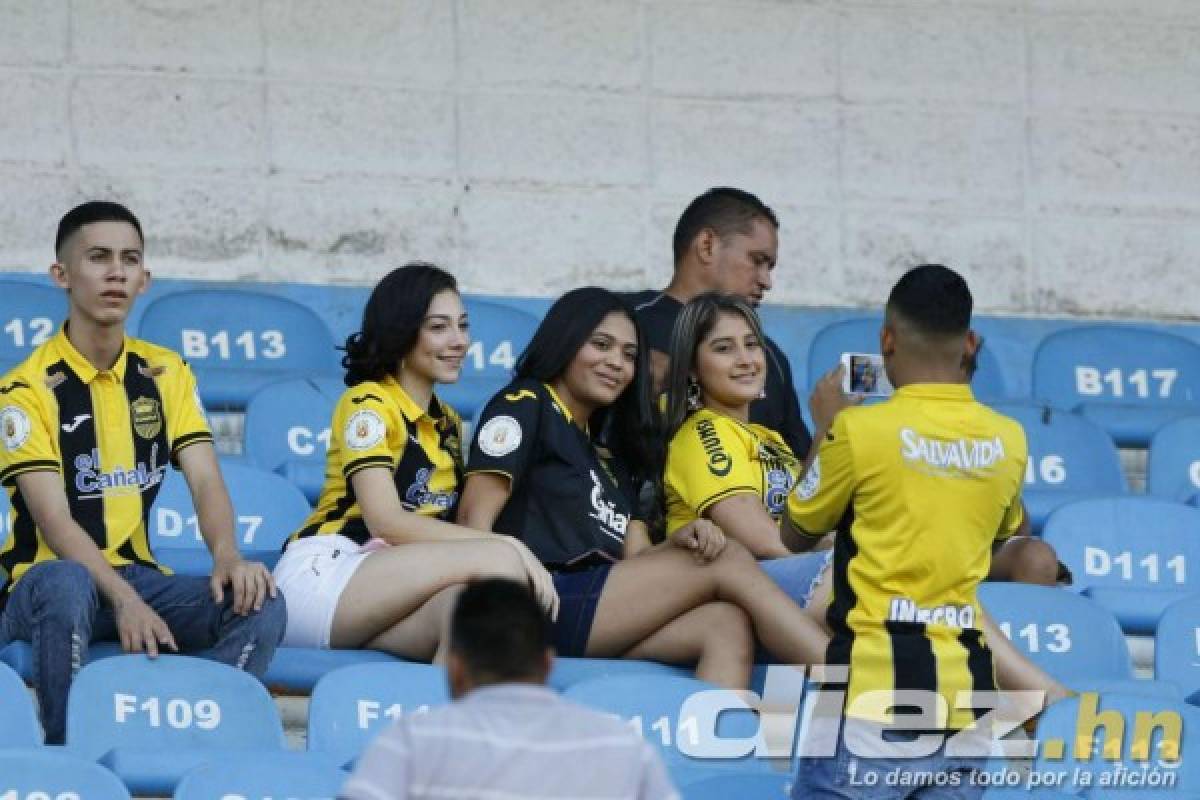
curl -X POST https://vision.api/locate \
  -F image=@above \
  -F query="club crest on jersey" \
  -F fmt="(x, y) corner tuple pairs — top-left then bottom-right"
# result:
(131, 397), (163, 440)
(695, 418), (732, 477)
(345, 409), (386, 450)
(478, 415), (522, 458)
(0, 405), (31, 451)
(764, 467), (793, 516)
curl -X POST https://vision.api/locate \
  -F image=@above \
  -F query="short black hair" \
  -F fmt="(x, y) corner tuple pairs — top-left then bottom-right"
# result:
(341, 262), (458, 387)
(672, 188), (779, 266)
(55, 201), (144, 258)
(886, 264), (973, 337)
(450, 579), (552, 682)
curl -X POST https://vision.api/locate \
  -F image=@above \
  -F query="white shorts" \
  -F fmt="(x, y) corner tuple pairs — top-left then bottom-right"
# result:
(272, 534), (371, 649)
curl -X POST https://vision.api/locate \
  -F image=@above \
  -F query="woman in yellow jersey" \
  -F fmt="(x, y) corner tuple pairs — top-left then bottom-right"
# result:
(661, 292), (836, 620)
(457, 287), (830, 689)
(272, 264), (556, 658)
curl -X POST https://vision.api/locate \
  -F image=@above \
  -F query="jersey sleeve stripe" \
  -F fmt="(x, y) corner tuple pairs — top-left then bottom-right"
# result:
(169, 431), (213, 455)
(463, 467), (514, 481)
(343, 455), (395, 478)
(693, 485), (759, 516)
(0, 460), (61, 485)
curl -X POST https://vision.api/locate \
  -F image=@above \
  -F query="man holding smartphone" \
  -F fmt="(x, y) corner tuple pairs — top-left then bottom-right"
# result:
(785, 265), (1051, 797)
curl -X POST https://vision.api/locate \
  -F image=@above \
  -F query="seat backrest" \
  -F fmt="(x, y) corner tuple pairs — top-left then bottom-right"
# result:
(308, 662), (450, 767)
(242, 377), (343, 499)
(992, 402), (1126, 494)
(174, 753), (346, 800)
(807, 317), (1008, 399)
(1033, 325), (1200, 409)
(0, 661), (41, 747)
(139, 289), (337, 372)
(1147, 416), (1200, 502)
(66, 655), (284, 760)
(1032, 692), (1200, 794)
(148, 461), (311, 573)
(1156, 594), (1200, 704)
(1042, 497), (1200, 597)
(460, 298), (539, 383)
(0, 279), (66, 375)
(978, 583), (1132, 681)
(563, 674), (766, 776)
(0, 749), (130, 800)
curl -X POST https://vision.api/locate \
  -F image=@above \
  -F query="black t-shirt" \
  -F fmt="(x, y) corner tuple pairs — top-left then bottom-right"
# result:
(467, 378), (636, 569)
(634, 293), (813, 457)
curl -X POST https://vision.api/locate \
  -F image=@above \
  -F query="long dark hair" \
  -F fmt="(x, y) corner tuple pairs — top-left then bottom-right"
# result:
(663, 292), (768, 443)
(341, 263), (458, 387)
(514, 287), (658, 481)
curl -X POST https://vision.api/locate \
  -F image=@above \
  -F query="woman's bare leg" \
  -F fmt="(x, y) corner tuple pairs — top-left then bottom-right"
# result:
(622, 601), (755, 688)
(587, 540), (830, 668)
(330, 538), (527, 655)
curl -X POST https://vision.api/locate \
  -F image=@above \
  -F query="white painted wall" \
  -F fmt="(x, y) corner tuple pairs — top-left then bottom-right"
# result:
(2, 0), (1199, 317)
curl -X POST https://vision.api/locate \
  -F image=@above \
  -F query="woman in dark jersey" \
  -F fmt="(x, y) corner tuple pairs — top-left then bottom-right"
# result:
(272, 264), (555, 658)
(457, 287), (829, 688)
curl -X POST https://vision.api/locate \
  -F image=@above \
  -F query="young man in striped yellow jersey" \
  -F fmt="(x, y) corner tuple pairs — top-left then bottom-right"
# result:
(0, 202), (285, 743)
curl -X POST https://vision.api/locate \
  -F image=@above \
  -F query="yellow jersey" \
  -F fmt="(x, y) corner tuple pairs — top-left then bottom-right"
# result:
(293, 376), (463, 546)
(786, 383), (1026, 730)
(664, 408), (799, 534)
(0, 328), (212, 601)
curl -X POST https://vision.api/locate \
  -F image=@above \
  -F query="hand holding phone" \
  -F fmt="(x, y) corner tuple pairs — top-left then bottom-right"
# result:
(840, 353), (892, 397)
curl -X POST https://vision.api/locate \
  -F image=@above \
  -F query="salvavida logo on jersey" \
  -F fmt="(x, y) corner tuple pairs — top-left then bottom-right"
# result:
(587, 469), (629, 542)
(74, 444), (167, 498)
(899, 428), (1005, 473)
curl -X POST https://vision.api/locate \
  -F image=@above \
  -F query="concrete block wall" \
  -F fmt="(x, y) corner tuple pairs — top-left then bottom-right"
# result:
(2, 0), (1199, 317)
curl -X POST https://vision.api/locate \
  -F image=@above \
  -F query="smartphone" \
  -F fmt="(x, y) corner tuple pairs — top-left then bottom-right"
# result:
(840, 353), (892, 397)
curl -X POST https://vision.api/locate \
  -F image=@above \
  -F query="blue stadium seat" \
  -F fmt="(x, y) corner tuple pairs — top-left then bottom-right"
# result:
(0, 749), (129, 800)
(1032, 325), (1200, 447)
(1, 640), (123, 682)
(242, 376), (344, 502)
(263, 647), (401, 693)
(0, 660), (40, 746)
(1148, 417), (1200, 502)
(807, 317), (1009, 401)
(563, 673), (774, 786)
(436, 298), (540, 420)
(0, 279), (66, 376)
(1156, 594), (1200, 705)
(175, 753), (347, 800)
(137, 289), (340, 408)
(979, 583), (1132, 682)
(148, 461), (311, 574)
(681, 772), (790, 799)
(308, 661), (450, 769)
(993, 402), (1127, 530)
(1031, 692), (1200, 796)
(66, 654), (286, 796)
(1043, 498), (1200, 634)
(548, 656), (691, 691)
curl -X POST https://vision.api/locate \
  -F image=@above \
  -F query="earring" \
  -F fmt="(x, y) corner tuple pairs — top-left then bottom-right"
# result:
(758, 387), (767, 400)
(686, 377), (702, 411)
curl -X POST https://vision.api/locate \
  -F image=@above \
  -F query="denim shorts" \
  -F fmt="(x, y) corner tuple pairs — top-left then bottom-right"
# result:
(550, 565), (612, 657)
(759, 550), (834, 609)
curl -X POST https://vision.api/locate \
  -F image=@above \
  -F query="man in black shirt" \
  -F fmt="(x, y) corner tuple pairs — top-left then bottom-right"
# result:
(635, 187), (811, 457)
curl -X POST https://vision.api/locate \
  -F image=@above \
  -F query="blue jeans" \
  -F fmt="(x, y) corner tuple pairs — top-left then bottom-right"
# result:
(792, 723), (987, 799)
(759, 551), (833, 609)
(0, 560), (287, 744)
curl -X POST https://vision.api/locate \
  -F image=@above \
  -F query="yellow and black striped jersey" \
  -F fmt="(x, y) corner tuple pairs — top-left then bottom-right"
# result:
(292, 376), (463, 546)
(665, 408), (800, 535)
(786, 383), (1027, 730)
(0, 327), (212, 602)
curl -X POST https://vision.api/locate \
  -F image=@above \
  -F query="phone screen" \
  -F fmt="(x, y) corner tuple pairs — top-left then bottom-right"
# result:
(847, 354), (891, 396)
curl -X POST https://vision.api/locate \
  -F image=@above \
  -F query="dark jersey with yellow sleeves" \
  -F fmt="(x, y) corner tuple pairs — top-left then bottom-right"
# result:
(467, 378), (635, 569)
(0, 328), (212, 605)
(786, 383), (1027, 731)
(665, 408), (799, 535)
(292, 377), (463, 547)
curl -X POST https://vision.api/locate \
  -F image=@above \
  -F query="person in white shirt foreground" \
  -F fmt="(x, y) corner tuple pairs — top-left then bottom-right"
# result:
(340, 577), (679, 800)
